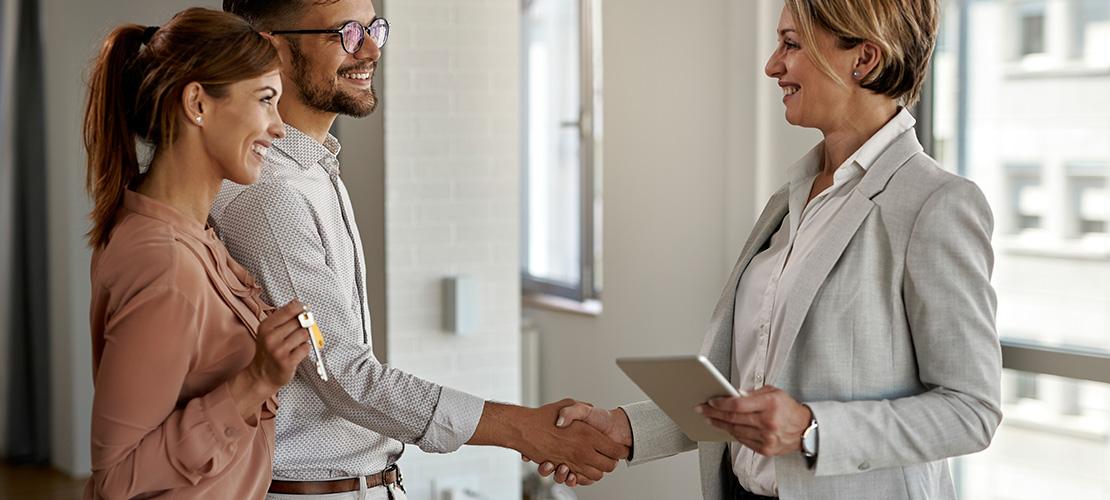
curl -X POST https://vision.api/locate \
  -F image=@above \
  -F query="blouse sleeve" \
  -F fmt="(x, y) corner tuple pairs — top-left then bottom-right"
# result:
(88, 281), (257, 499)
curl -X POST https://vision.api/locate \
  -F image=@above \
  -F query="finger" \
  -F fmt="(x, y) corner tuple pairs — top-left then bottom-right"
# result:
(571, 464), (605, 482)
(698, 405), (759, 427)
(708, 392), (776, 414)
(707, 418), (765, 445)
(555, 464), (570, 483)
(265, 300), (306, 327)
(277, 325), (312, 354)
(521, 455), (530, 463)
(566, 473), (579, 487)
(262, 315), (304, 346)
(281, 343), (311, 369)
(556, 402), (594, 428)
(538, 462), (556, 476)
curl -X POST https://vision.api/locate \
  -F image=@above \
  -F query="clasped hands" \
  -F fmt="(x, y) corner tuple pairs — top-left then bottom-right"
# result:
(524, 386), (811, 487)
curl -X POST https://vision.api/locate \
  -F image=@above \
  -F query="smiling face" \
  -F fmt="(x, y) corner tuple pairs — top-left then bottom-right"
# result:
(280, 0), (381, 117)
(764, 6), (858, 131)
(200, 70), (286, 184)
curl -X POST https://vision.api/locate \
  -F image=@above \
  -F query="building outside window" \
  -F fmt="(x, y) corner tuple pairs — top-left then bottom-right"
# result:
(930, 1), (1110, 497)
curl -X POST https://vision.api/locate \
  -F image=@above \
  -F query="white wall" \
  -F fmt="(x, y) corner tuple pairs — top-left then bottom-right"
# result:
(380, 1), (523, 499)
(525, 1), (818, 499)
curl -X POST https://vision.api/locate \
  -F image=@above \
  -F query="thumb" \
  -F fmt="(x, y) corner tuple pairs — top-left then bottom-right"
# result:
(556, 402), (595, 428)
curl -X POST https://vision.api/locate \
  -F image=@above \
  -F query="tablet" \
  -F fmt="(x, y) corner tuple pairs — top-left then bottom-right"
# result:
(616, 355), (747, 442)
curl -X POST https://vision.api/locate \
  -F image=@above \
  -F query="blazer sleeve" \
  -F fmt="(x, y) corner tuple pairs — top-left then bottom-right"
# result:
(805, 177), (1003, 476)
(620, 400), (697, 465)
(89, 283), (259, 499)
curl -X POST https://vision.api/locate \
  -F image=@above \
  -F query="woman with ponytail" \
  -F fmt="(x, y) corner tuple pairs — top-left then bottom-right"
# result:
(83, 8), (310, 499)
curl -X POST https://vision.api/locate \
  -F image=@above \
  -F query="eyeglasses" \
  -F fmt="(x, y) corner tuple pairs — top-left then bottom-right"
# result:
(270, 17), (390, 54)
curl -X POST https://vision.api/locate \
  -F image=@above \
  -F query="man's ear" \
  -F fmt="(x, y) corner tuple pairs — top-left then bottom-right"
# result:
(261, 32), (292, 66)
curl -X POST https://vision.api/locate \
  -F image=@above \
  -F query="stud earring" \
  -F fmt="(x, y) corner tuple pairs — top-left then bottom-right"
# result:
(852, 71), (861, 79)
(195, 116), (203, 124)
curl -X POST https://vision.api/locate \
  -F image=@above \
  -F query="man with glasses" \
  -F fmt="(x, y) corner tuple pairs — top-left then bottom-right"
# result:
(214, 1), (627, 499)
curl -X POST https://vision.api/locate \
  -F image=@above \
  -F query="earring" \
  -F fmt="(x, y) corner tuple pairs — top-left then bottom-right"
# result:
(852, 70), (861, 79)
(195, 116), (203, 124)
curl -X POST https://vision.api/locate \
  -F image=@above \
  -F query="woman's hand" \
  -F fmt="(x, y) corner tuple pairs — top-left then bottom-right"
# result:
(696, 385), (812, 457)
(230, 300), (312, 419)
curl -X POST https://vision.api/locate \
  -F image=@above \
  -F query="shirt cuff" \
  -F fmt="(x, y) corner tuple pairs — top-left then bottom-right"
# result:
(204, 383), (255, 442)
(414, 387), (486, 453)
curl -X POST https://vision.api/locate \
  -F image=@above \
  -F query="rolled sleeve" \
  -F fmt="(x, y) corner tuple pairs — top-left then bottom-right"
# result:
(415, 387), (487, 453)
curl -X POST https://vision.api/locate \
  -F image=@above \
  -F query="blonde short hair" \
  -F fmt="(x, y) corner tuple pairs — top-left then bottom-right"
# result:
(784, 0), (939, 106)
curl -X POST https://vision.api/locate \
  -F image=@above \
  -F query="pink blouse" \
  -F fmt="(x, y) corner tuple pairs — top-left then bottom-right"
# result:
(85, 191), (278, 499)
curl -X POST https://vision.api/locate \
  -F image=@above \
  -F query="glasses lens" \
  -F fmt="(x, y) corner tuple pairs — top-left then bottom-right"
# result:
(340, 21), (364, 53)
(368, 18), (389, 48)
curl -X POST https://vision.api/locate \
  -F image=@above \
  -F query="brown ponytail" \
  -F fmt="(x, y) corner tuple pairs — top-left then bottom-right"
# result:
(82, 8), (279, 248)
(83, 24), (146, 249)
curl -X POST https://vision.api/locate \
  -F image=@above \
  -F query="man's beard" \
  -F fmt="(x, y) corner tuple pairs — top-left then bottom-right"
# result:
(288, 40), (378, 118)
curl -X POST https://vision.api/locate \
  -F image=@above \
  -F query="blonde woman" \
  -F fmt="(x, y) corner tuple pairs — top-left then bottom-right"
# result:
(543, 1), (1002, 499)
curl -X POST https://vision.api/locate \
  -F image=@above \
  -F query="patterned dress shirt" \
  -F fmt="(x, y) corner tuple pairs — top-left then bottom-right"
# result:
(210, 124), (486, 481)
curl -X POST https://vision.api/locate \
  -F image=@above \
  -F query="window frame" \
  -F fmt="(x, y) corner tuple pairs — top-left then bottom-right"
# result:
(520, 0), (601, 304)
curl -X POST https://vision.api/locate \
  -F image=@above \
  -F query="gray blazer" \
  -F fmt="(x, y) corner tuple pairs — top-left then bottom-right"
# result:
(621, 129), (1002, 500)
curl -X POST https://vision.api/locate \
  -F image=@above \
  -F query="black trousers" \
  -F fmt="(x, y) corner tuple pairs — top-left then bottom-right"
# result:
(721, 450), (778, 500)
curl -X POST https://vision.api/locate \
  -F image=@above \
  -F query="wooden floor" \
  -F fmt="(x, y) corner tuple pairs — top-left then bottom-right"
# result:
(0, 464), (86, 500)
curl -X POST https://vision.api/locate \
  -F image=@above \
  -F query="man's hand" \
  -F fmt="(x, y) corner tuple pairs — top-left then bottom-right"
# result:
(696, 385), (811, 457)
(525, 401), (633, 486)
(468, 400), (628, 485)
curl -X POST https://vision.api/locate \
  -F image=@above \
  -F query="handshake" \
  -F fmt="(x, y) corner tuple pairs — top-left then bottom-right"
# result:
(492, 399), (632, 487)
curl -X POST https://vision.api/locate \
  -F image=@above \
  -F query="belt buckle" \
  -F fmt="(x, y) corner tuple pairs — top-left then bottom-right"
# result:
(380, 463), (399, 485)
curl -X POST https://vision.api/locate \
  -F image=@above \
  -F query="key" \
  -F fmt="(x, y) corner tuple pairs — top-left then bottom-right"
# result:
(297, 310), (328, 381)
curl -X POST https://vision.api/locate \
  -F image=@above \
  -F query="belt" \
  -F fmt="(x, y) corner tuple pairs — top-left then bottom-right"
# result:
(268, 464), (403, 495)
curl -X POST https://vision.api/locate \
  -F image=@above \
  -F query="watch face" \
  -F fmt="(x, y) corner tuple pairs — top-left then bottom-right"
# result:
(802, 419), (818, 456)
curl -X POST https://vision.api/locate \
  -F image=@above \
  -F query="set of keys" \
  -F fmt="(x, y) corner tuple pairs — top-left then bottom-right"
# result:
(297, 309), (328, 381)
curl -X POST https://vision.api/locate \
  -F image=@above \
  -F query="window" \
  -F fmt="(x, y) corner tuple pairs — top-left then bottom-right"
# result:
(1067, 165), (1110, 237)
(930, 1), (1110, 498)
(1017, 2), (1047, 58)
(1006, 165), (1045, 234)
(521, 0), (603, 302)
(1072, 0), (1110, 64)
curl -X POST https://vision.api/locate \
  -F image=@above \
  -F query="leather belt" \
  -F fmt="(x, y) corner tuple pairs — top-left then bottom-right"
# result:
(268, 464), (403, 495)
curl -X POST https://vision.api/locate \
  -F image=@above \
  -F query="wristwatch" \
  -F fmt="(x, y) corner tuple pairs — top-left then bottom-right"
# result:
(801, 407), (819, 467)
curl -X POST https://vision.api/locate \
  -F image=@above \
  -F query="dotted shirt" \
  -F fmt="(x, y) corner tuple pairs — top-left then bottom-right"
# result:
(210, 124), (485, 481)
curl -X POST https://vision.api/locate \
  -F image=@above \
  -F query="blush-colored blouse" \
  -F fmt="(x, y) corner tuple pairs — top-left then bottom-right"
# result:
(85, 190), (278, 499)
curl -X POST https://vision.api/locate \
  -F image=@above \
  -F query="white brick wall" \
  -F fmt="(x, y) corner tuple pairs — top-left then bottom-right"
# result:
(382, 1), (522, 499)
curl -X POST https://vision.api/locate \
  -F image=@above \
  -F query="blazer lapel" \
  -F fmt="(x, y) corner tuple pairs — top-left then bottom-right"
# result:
(767, 129), (924, 383)
(702, 187), (790, 378)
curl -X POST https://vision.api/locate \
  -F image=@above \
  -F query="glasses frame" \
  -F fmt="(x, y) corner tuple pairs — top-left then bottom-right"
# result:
(269, 17), (390, 54)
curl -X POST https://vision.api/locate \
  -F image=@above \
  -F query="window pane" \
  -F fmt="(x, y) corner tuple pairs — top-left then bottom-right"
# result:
(1073, 0), (1110, 64)
(932, 0), (1110, 353)
(934, 2), (1110, 497)
(523, 0), (582, 287)
(957, 369), (1110, 499)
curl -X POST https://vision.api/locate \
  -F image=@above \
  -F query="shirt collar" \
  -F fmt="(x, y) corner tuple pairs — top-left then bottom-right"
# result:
(272, 124), (343, 175)
(786, 106), (916, 186)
